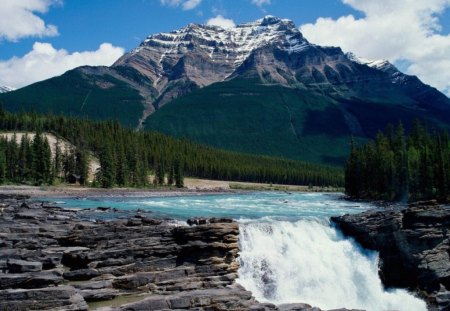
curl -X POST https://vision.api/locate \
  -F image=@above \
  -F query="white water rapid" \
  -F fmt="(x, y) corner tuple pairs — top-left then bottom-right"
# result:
(237, 219), (427, 311)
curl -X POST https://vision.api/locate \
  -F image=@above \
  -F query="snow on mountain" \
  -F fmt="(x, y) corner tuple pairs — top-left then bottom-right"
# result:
(346, 52), (408, 84)
(132, 15), (308, 67)
(0, 85), (14, 93)
(113, 15), (311, 90)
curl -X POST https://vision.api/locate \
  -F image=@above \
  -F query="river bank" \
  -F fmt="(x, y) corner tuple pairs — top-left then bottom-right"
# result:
(0, 178), (342, 199)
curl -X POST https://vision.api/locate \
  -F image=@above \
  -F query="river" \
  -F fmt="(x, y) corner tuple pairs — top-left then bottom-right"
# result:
(45, 192), (427, 311)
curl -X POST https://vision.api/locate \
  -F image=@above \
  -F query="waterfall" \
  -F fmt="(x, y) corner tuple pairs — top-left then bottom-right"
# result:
(237, 219), (427, 311)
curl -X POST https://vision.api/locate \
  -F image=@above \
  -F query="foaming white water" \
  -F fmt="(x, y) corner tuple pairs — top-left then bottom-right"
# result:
(237, 219), (427, 311)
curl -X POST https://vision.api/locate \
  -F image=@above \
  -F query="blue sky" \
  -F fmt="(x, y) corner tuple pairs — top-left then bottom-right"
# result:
(1, 0), (449, 96)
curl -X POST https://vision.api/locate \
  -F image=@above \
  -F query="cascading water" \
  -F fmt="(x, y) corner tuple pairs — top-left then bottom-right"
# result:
(237, 219), (427, 311)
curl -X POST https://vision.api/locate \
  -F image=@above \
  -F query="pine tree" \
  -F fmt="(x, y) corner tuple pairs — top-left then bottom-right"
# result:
(75, 149), (89, 185)
(156, 161), (165, 185)
(18, 134), (31, 181)
(99, 143), (115, 188)
(53, 138), (62, 182)
(42, 137), (52, 184)
(174, 160), (184, 188)
(0, 146), (6, 184)
(62, 147), (76, 182)
(168, 164), (174, 186)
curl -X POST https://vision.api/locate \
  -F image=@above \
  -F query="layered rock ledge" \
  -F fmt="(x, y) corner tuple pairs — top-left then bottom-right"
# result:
(332, 200), (450, 311)
(0, 194), (349, 311)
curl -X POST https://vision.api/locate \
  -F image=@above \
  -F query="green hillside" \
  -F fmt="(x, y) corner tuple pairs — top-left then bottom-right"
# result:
(144, 79), (448, 165)
(0, 69), (145, 128)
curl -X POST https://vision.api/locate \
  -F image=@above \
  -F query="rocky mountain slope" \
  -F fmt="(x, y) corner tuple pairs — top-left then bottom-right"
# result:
(1, 16), (449, 164)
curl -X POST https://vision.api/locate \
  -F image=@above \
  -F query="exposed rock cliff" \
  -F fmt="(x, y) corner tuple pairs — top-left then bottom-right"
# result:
(332, 201), (450, 311)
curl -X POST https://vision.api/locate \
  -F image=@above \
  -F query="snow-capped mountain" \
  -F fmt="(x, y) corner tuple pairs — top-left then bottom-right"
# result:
(2, 16), (449, 164)
(115, 16), (308, 87)
(0, 85), (14, 93)
(112, 15), (433, 111)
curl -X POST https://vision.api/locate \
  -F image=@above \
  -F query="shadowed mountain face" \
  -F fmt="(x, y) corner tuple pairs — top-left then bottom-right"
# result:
(1, 16), (449, 164)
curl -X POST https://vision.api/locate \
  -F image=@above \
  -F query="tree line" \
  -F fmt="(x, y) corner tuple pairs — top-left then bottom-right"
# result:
(345, 120), (450, 202)
(0, 131), (90, 186)
(0, 110), (344, 188)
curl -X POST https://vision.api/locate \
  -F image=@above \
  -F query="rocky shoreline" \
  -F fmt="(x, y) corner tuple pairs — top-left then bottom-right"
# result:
(0, 194), (351, 311)
(332, 200), (450, 311)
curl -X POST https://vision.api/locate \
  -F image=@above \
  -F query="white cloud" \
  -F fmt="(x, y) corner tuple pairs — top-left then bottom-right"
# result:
(207, 15), (235, 29)
(251, 0), (271, 6)
(300, 0), (450, 96)
(0, 42), (125, 89)
(182, 0), (201, 10)
(160, 0), (202, 10)
(0, 0), (60, 41)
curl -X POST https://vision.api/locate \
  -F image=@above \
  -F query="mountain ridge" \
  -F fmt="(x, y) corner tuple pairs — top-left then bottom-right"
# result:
(1, 16), (449, 164)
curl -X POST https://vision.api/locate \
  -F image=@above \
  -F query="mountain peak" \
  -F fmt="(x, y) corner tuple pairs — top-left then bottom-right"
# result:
(117, 16), (309, 76)
(259, 15), (282, 25)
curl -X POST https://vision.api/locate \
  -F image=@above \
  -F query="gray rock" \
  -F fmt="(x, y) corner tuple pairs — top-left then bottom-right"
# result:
(80, 288), (118, 301)
(0, 285), (88, 310)
(64, 268), (100, 281)
(332, 201), (450, 309)
(7, 259), (42, 273)
(0, 270), (63, 289)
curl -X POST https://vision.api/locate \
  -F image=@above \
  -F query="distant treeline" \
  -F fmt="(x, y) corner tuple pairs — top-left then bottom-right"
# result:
(345, 120), (450, 202)
(0, 110), (343, 188)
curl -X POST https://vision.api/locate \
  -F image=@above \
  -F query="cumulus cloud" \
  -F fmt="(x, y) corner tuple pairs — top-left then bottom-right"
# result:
(300, 0), (450, 96)
(207, 15), (236, 29)
(160, 0), (202, 10)
(0, 42), (125, 89)
(0, 0), (60, 41)
(251, 0), (271, 6)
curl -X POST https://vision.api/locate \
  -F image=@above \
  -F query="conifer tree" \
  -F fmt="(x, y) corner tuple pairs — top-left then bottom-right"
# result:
(174, 160), (184, 188)
(75, 149), (89, 185)
(99, 143), (115, 188)
(0, 146), (6, 184)
(167, 164), (174, 186)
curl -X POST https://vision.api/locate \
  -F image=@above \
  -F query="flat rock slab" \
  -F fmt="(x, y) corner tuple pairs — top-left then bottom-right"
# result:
(0, 285), (88, 311)
(7, 259), (42, 273)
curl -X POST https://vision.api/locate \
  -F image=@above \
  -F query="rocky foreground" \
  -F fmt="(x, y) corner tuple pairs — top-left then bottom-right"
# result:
(332, 200), (450, 311)
(0, 194), (358, 311)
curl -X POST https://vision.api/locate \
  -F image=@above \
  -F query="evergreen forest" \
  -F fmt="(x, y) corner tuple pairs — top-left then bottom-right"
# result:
(0, 110), (343, 188)
(345, 120), (450, 202)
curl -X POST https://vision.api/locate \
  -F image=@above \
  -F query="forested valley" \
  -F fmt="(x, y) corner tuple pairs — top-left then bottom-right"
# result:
(0, 110), (343, 188)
